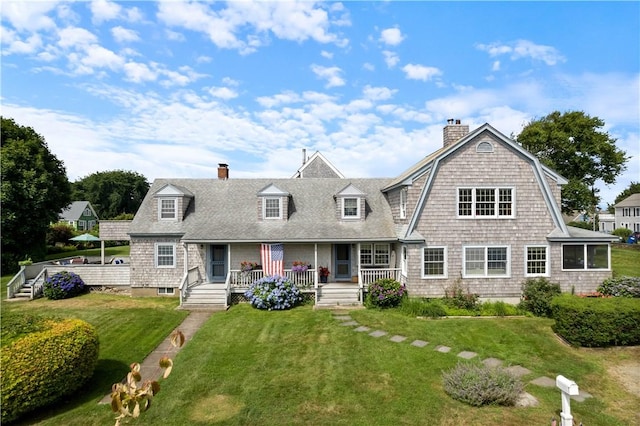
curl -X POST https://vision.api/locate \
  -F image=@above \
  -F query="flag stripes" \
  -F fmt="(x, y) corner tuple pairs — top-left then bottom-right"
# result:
(261, 243), (284, 276)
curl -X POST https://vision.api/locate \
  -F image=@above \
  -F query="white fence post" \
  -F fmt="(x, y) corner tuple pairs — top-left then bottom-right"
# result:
(555, 375), (579, 426)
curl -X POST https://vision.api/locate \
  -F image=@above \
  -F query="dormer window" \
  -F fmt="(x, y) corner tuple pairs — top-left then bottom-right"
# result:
(342, 197), (359, 218)
(160, 198), (177, 220)
(264, 197), (282, 219)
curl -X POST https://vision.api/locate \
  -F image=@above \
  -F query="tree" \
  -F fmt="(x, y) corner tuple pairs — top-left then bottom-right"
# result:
(613, 181), (640, 206)
(71, 170), (149, 219)
(1, 117), (71, 272)
(514, 111), (629, 214)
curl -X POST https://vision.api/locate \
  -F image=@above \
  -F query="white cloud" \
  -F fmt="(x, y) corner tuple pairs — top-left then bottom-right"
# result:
(90, 0), (122, 25)
(123, 62), (156, 83)
(111, 26), (139, 43)
(321, 50), (333, 59)
(363, 62), (375, 71)
(1, 30), (43, 55)
(1, 2), (57, 32)
(477, 39), (566, 66)
(256, 91), (302, 108)
(58, 26), (98, 49)
(362, 85), (396, 101)
(165, 29), (186, 42)
(492, 60), (500, 71)
(209, 86), (238, 100)
(379, 27), (404, 46)
(382, 50), (399, 68)
(310, 64), (345, 88)
(402, 64), (442, 81)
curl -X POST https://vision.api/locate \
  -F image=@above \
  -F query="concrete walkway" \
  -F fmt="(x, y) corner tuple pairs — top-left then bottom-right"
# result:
(99, 310), (214, 404)
(331, 311), (594, 408)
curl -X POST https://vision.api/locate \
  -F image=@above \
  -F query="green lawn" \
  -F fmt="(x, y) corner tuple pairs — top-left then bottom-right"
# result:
(611, 244), (640, 276)
(44, 245), (131, 261)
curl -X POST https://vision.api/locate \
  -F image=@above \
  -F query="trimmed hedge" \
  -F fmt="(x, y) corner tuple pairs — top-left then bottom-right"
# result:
(551, 294), (640, 347)
(1, 318), (99, 424)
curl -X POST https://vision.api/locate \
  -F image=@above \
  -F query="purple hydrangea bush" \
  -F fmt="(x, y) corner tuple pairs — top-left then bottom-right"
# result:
(366, 278), (407, 308)
(244, 275), (302, 310)
(44, 271), (86, 300)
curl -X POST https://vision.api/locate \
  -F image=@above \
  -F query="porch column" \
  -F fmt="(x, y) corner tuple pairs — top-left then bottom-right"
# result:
(101, 240), (105, 265)
(183, 242), (188, 274)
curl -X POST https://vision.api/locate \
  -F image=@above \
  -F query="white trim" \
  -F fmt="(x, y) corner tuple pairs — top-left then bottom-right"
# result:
(155, 242), (176, 268)
(341, 197), (361, 219)
(476, 141), (494, 153)
(421, 246), (448, 279)
(263, 197), (282, 219)
(159, 198), (178, 220)
(157, 287), (175, 295)
(462, 245), (511, 278)
(360, 243), (390, 266)
(399, 188), (407, 219)
(457, 187), (516, 219)
(524, 245), (550, 277)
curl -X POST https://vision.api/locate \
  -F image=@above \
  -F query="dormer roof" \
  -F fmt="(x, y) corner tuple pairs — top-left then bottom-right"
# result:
(292, 151), (345, 178)
(153, 183), (194, 197)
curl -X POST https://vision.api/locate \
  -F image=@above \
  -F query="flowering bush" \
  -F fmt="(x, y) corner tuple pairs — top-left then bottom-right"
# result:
(43, 271), (86, 300)
(244, 275), (302, 310)
(366, 278), (406, 308)
(442, 363), (523, 407)
(291, 261), (309, 273)
(597, 276), (640, 298)
(240, 261), (258, 272)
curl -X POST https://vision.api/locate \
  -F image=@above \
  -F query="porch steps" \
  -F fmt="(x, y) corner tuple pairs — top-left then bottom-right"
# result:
(13, 279), (35, 300)
(181, 283), (228, 309)
(316, 283), (361, 307)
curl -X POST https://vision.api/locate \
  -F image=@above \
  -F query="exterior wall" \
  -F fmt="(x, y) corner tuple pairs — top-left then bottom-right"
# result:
(386, 173), (429, 223)
(301, 157), (341, 178)
(544, 174), (563, 207)
(130, 237), (184, 289)
(131, 287), (178, 297)
(547, 243), (612, 294)
(407, 135), (576, 298)
(46, 264), (130, 287)
(99, 220), (132, 241)
(615, 205), (640, 232)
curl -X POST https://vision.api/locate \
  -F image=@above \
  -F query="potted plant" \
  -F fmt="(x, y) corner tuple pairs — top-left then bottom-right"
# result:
(318, 266), (330, 283)
(291, 261), (309, 273)
(240, 261), (258, 273)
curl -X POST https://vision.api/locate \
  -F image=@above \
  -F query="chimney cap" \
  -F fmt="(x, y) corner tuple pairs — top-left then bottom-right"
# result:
(218, 163), (228, 168)
(447, 118), (454, 124)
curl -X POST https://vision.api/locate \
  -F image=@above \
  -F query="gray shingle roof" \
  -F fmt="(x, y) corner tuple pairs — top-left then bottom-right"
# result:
(60, 201), (96, 221)
(614, 193), (640, 208)
(130, 178), (398, 242)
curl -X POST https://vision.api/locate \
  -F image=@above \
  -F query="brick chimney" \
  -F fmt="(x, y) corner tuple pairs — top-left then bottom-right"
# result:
(217, 163), (229, 180)
(443, 119), (469, 148)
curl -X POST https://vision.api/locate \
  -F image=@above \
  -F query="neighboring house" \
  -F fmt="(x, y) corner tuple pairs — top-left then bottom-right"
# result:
(59, 201), (99, 231)
(598, 213), (615, 233)
(128, 121), (616, 306)
(613, 193), (640, 233)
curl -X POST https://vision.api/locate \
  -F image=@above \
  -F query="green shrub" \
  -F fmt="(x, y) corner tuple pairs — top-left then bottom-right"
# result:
(551, 294), (640, 347)
(612, 227), (633, 242)
(442, 363), (523, 407)
(480, 301), (518, 317)
(244, 275), (302, 310)
(366, 278), (407, 308)
(443, 280), (479, 310)
(44, 271), (87, 300)
(399, 298), (446, 317)
(1, 318), (99, 424)
(597, 276), (640, 298)
(518, 278), (561, 317)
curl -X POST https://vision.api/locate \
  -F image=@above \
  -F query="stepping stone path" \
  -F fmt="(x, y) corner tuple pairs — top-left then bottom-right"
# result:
(330, 312), (594, 409)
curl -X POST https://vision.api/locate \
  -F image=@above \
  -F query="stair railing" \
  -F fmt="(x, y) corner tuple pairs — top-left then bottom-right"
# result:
(6, 266), (26, 299)
(30, 268), (48, 299)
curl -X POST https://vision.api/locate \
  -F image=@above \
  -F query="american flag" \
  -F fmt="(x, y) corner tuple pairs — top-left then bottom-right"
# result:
(261, 243), (284, 276)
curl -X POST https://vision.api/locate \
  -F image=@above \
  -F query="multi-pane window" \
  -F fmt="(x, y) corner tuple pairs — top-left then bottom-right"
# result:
(84, 208), (92, 216)
(526, 246), (548, 276)
(264, 197), (281, 219)
(160, 199), (176, 219)
(423, 247), (446, 277)
(156, 243), (176, 268)
(157, 287), (175, 295)
(343, 197), (359, 218)
(463, 246), (509, 277)
(562, 244), (609, 270)
(78, 220), (86, 231)
(458, 188), (514, 218)
(360, 244), (389, 266)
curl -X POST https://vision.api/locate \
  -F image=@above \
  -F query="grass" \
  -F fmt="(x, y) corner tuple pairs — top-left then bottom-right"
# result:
(611, 244), (640, 277)
(44, 245), (131, 261)
(1, 245), (638, 425)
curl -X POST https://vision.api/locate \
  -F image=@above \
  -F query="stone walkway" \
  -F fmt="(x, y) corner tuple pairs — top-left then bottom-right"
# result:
(99, 310), (214, 404)
(331, 311), (594, 407)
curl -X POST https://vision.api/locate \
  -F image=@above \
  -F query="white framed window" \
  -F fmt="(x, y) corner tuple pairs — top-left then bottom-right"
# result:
(562, 244), (609, 270)
(399, 188), (407, 219)
(360, 243), (390, 266)
(84, 208), (92, 216)
(457, 187), (515, 218)
(263, 197), (282, 219)
(78, 220), (86, 231)
(159, 198), (177, 220)
(422, 246), (447, 278)
(88, 220), (96, 230)
(155, 243), (176, 268)
(463, 246), (510, 277)
(476, 141), (494, 153)
(342, 197), (360, 219)
(525, 246), (549, 276)
(157, 287), (175, 295)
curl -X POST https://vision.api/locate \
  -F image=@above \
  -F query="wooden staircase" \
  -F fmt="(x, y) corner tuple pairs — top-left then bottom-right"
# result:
(12, 279), (36, 300)
(316, 283), (361, 308)
(181, 283), (228, 310)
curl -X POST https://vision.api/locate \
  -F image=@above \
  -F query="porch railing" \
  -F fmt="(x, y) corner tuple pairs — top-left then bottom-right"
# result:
(228, 268), (316, 290)
(179, 266), (202, 305)
(30, 268), (47, 299)
(360, 268), (402, 285)
(6, 266), (26, 299)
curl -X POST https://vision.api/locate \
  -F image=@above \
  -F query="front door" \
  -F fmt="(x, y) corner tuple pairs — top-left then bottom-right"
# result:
(209, 245), (227, 282)
(334, 244), (351, 280)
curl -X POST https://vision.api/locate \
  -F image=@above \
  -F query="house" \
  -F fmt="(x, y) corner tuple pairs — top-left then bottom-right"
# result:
(598, 212), (615, 233)
(59, 201), (99, 231)
(128, 121), (616, 307)
(613, 193), (640, 234)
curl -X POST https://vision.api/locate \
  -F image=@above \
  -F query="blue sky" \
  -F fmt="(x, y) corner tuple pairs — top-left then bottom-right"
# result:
(2, 1), (638, 208)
